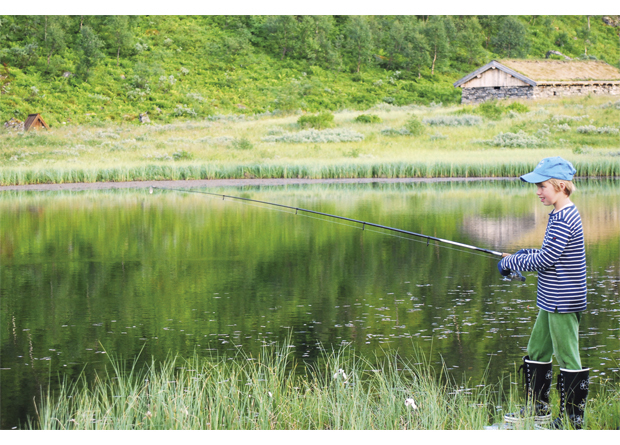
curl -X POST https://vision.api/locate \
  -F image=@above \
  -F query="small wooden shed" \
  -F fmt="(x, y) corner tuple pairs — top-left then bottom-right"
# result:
(24, 113), (50, 131)
(454, 60), (620, 103)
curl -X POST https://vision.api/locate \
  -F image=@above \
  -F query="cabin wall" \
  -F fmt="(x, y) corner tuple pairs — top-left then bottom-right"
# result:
(460, 83), (620, 103)
(533, 83), (620, 98)
(460, 69), (529, 88)
(461, 86), (533, 104)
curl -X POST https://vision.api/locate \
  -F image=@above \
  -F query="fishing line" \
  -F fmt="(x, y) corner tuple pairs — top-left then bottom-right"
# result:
(151, 185), (502, 260)
(151, 185), (526, 281)
(293, 211), (494, 259)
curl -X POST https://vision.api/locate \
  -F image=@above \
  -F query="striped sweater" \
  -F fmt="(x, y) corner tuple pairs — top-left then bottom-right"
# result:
(500, 204), (587, 313)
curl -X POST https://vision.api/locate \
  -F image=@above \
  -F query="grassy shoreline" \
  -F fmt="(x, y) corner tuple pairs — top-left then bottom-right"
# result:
(26, 345), (620, 430)
(2, 158), (619, 187)
(2, 97), (619, 186)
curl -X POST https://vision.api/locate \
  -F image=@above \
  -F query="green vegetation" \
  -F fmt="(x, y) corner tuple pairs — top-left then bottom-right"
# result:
(297, 111), (335, 129)
(1, 15), (618, 127)
(1, 96), (618, 186)
(403, 115), (425, 136)
(26, 345), (620, 430)
(354, 114), (382, 124)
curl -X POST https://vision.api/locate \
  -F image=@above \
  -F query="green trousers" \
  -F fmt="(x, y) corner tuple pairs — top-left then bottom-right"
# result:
(527, 309), (582, 370)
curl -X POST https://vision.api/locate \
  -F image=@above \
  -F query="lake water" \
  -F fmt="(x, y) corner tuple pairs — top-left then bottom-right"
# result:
(1, 179), (619, 429)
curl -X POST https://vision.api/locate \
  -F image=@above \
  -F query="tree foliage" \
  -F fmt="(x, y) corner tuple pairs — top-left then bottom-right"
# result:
(1, 15), (616, 75)
(491, 16), (529, 58)
(343, 16), (375, 73)
(76, 25), (105, 78)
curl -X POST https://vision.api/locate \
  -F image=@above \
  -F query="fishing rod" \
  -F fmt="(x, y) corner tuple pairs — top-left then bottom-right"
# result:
(151, 186), (525, 282)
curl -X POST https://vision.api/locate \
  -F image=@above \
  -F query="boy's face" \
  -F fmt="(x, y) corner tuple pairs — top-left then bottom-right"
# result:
(535, 181), (564, 207)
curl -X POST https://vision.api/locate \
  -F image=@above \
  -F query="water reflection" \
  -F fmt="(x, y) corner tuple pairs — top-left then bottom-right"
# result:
(1, 179), (619, 429)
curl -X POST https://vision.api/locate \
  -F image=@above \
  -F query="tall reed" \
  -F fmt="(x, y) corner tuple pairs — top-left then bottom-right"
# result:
(26, 345), (620, 430)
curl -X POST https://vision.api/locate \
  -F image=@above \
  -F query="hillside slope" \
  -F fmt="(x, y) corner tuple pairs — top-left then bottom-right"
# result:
(1, 15), (618, 126)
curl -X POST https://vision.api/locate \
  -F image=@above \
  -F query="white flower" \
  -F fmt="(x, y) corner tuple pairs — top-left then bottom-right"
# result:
(405, 398), (418, 410)
(333, 368), (348, 380)
(268, 391), (273, 398)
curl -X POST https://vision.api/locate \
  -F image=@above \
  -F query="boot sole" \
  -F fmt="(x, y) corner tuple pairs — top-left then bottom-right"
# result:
(504, 414), (552, 424)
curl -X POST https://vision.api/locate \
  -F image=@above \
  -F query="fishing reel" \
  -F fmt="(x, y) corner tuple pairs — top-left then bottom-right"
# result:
(503, 270), (526, 282)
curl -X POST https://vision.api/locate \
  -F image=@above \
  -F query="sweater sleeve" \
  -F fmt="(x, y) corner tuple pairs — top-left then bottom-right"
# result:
(500, 220), (571, 272)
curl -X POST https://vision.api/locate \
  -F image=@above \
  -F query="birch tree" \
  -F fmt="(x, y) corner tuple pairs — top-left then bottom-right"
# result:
(343, 16), (374, 73)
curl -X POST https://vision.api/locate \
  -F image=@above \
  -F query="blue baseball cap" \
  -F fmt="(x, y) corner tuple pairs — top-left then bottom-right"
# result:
(520, 156), (576, 183)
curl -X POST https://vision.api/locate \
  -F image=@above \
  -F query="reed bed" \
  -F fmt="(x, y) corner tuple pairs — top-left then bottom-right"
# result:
(26, 345), (620, 430)
(1, 157), (618, 186)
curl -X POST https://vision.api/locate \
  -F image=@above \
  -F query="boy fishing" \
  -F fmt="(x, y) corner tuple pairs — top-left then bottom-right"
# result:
(498, 156), (589, 429)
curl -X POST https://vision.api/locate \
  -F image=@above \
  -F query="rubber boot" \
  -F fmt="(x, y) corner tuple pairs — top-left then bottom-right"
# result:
(504, 356), (553, 425)
(548, 367), (590, 430)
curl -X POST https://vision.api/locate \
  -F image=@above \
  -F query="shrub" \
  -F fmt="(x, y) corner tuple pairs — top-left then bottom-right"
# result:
(231, 137), (254, 150)
(599, 100), (620, 110)
(475, 101), (505, 120)
(576, 125), (619, 134)
(96, 132), (120, 139)
(343, 148), (361, 158)
(173, 104), (197, 117)
(381, 127), (411, 136)
(505, 102), (530, 113)
(404, 116), (425, 136)
(186, 92), (206, 103)
(197, 136), (234, 145)
(481, 131), (547, 148)
(552, 114), (587, 122)
(298, 112), (335, 129)
(261, 128), (364, 143)
(354, 114), (382, 124)
(576, 125), (597, 133)
(422, 115), (482, 126)
(172, 149), (193, 160)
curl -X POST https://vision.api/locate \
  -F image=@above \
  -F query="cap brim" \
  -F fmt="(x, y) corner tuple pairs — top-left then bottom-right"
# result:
(520, 172), (550, 183)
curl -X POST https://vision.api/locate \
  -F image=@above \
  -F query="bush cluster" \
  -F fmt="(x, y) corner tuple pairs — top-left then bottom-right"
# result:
(473, 101), (530, 120)
(576, 125), (619, 134)
(298, 112), (336, 129)
(422, 114), (482, 126)
(262, 128), (364, 143)
(231, 137), (254, 150)
(381, 127), (411, 136)
(481, 130), (547, 148)
(354, 114), (382, 124)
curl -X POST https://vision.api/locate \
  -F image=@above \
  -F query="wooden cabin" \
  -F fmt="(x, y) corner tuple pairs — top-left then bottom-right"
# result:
(454, 60), (620, 103)
(24, 113), (50, 131)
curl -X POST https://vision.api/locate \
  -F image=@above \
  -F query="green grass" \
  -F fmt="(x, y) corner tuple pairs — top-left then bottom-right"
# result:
(1, 96), (618, 186)
(26, 344), (620, 430)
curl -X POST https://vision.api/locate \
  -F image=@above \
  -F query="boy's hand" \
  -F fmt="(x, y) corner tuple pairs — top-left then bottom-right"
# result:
(497, 261), (511, 276)
(501, 253), (511, 258)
